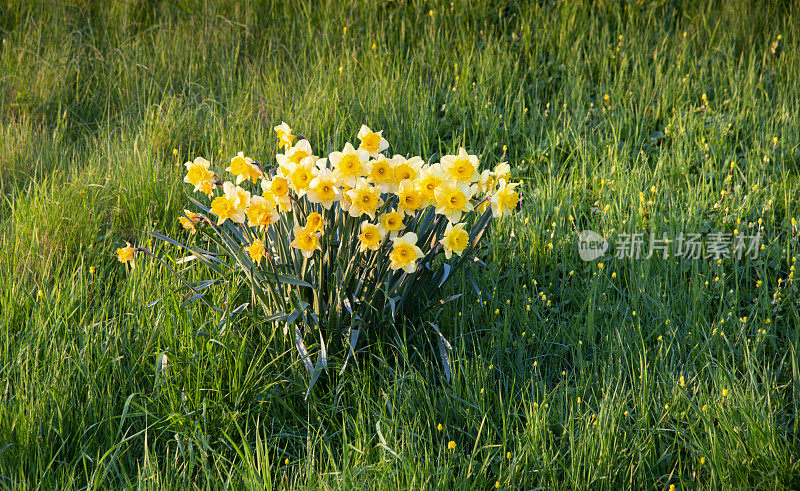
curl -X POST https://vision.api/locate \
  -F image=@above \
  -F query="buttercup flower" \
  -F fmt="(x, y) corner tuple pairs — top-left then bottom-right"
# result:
(291, 226), (321, 258)
(366, 155), (395, 193)
(116, 242), (136, 269)
(330, 142), (369, 187)
(245, 239), (266, 265)
(357, 125), (389, 157)
(434, 182), (475, 223)
(389, 232), (424, 273)
(346, 178), (383, 219)
(307, 165), (341, 210)
(441, 147), (480, 184)
(378, 209), (405, 238)
(440, 221), (469, 259)
(274, 122), (296, 150)
(490, 179), (520, 218)
(178, 210), (201, 234)
(358, 221), (383, 252)
(396, 179), (423, 216)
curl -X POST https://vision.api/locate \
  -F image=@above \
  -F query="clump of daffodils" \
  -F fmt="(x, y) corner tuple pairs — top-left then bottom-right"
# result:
(133, 123), (521, 392)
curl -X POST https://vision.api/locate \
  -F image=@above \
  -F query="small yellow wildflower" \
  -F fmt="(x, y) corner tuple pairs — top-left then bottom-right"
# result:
(448, 440), (456, 450)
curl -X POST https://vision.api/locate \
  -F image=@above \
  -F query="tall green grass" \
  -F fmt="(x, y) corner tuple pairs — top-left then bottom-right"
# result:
(1, 0), (799, 487)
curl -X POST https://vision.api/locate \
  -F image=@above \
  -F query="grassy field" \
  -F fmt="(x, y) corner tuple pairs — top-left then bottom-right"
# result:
(1, 0), (799, 488)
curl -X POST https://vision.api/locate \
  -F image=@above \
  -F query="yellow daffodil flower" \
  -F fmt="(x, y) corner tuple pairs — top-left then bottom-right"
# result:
(434, 182), (475, 223)
(366, 155), (395, 193)
(210, 195), (241, 225)
(346, 178), (383, 219)
(478, 169), (498, 195)
(178, 210), (201, 234)
(330, 142), (369, 187)
(224, 181), (251, 210)
(357, 125), (389, 157)
(262, 176), (292, 212)
(418, 163), (446, 207)
(184, 156), (215, 193)
(284, 156), (317, 198)
(291, 226), (321, 258)
(441, 147), (480, 184)
(389, 232), (424, 273)
(307, 165), (341, 210)
(440, 221), (469, 259)
(247, 195), (280, 229)
(304, 212), (325, 235)
(494, 162), (510, 182)
(274, 122), (296, 150)
(391, 155), (423, 192)
(226, 152), (262, 184)
(358, 221), (384, 252)
(379, 209), (405, 238)
(339, 184), (353, 213)
(490, 179), (520, 218)
(196, 179), (216, 197)
(396, 179), (423, 215)
(286, 139), (315, 166)
(245, 239), (266, 264)
(211, 182), (247, 225)
(116, 242), (136, 269)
